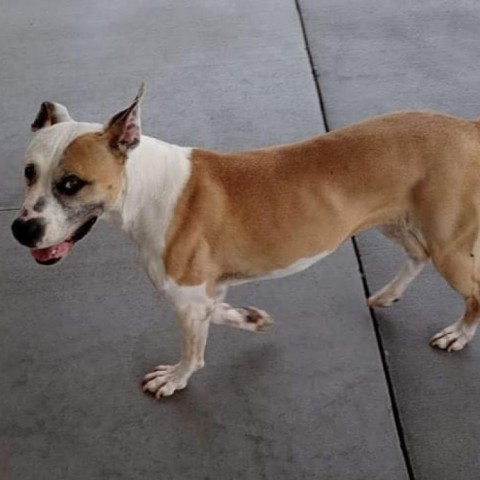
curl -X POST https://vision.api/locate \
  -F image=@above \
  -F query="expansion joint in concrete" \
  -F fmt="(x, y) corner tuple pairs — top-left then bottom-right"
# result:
(293, 1), (415, 478)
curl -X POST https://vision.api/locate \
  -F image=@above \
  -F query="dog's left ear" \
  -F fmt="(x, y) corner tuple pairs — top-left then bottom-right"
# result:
(104, 83), (145, 155)
(31, 101), (74, 132)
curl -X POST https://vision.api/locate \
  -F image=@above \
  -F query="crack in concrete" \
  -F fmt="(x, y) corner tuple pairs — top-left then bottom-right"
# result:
(293, 1), (415, 478)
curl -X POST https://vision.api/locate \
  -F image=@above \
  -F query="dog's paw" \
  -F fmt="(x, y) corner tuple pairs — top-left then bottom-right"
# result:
(236, 306), (274, 332)
(367, 289), (400, 308)
(212, 304), (273, 332)
(142, 363), (191, 398)
(430, 322), (475, 352)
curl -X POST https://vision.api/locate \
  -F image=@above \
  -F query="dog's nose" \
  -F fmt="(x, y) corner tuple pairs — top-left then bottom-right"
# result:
(11, 217), (46, 247)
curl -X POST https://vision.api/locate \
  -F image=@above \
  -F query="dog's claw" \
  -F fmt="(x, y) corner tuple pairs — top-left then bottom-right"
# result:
(430, 321), (475, 352)
(142, 363), (191, 398)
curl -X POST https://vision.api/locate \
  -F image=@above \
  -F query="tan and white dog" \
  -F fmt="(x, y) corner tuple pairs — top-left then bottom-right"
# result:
(11, 85), (480, 398)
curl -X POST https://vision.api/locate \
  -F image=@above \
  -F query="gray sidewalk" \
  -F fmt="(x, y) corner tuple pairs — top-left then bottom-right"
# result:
(299, 1), (480, 478)
(1, 1), (478, 479)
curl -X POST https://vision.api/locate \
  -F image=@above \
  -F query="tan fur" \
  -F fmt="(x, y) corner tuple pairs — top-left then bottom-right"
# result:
(164, 110), (480, 311)
(22, 106), (480, 396)
(54, 109), (480, 349)
(61, 132), (124, 206)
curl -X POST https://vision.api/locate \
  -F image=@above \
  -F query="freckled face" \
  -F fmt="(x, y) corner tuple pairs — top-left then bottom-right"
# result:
(16, 126), (127, 264)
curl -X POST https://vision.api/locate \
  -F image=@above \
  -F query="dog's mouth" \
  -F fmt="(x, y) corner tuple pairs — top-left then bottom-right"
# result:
(30, 217), (98, 265)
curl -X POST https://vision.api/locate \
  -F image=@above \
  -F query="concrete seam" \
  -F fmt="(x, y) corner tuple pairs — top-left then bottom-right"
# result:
(293, 1), (415, 478)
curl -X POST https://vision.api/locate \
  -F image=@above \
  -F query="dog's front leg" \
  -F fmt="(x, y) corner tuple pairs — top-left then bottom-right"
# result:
(142, 289), (212, 398)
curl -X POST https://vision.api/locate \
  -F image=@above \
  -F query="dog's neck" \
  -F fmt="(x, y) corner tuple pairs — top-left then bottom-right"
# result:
(103, 135), (192, 257)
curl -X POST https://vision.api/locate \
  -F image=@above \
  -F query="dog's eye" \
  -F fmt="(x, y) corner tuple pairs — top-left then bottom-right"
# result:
(24, 164), (36, 185)
(57, 175), (87, 196)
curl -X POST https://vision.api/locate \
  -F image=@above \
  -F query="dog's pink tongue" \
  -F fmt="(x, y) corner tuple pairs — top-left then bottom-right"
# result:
(30, 240), (73, 262)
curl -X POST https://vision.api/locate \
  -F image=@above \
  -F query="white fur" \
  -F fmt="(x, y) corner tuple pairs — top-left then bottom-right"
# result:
(22, 120), (333, 399)
(26, 122), (102, 173)
(111, 158), (332, 397)
(431, 317), (478, 352)
(143, 277), (211, 397)
(22, 122), (103, 246)
(226, 250), (333, 286)
(50, 102), (74, 123)
(103, 137), (192, 290)
(22, 120), (192, 257)
(162, 278), (212, 317)
(210, 303), (273, 332)
(260, 251), (332, 280)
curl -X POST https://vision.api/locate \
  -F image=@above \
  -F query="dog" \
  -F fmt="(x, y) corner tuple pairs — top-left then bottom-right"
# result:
(11, 85), (480, 398)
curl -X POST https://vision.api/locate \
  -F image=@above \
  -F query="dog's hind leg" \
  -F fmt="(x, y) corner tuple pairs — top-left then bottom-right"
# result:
(208, 285), (274, 332)
(368, 224), (429, 308)
(430, 241), (480, 352)
(210, 302), (274, 332)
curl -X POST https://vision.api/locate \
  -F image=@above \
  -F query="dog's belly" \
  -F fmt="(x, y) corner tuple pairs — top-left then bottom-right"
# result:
(224, 250), (333, 286)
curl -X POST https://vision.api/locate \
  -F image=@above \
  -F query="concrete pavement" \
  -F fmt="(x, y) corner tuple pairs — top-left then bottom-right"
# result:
(2, 1), (479, 479)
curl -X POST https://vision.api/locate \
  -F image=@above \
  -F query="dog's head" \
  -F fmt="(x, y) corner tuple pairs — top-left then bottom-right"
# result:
(11, 85), (145, 265)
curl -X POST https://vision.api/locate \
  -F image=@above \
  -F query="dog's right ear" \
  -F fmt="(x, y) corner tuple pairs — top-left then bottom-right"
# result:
(31, 101), (74, 132)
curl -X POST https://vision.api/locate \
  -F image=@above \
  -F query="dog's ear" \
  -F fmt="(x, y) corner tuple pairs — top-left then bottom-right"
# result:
(31, 101), (74, 132)
(104, 83), (145, 155)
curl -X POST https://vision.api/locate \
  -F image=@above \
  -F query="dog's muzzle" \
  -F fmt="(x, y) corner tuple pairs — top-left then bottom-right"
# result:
(11, 217), (46, 247)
